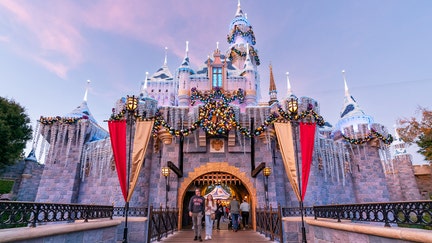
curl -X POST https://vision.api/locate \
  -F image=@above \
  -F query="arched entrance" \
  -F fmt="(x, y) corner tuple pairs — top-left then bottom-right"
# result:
(177, 162), (256, 230)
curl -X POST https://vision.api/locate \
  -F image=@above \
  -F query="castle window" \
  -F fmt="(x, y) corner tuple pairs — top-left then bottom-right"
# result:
(212, 67), (222, 88)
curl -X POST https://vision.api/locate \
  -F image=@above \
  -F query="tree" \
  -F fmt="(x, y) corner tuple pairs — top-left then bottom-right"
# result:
(0, 97), (32, 168)
(397, 107), (432, 163)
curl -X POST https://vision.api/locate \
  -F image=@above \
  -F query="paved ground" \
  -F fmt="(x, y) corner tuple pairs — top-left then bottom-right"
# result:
(159, 229), (275, 243)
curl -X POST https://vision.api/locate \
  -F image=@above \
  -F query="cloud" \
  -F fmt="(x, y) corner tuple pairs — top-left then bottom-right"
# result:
(0, 1), (238, 77)
(0, 35), (10, 42)
(0, 1), (84, 78)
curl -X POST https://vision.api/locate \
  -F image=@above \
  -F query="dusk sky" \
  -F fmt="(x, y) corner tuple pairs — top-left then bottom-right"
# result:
(1, 1), (431, 164)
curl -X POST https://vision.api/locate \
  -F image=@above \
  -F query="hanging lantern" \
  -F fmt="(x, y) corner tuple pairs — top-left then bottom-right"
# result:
(126, 95), (138, 111)
(288, 95), (298, 114)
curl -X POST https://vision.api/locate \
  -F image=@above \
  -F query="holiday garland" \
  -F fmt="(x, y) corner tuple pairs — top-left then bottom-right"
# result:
(108, 88), (392, 145)
(39, 116), (84, 125)
(342, 128), (393, 145)
(227, 25), (256, 45)
(277, 104), (326, 127)
(228, 47), (261, 66)
(190, 87), (244, 105)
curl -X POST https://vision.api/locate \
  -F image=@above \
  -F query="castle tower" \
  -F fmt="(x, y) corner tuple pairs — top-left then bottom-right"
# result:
(146, 47), (175, 107)
(390, 127), (422, 200)
(208, 43), (227, 90)
(335, 71), (390, 202)
(227, 1), (260, 105)
(268, 64), (278, 105)
(35, 81), (108, 203)
(178, 41), (193, 106)
(242, 43), (257, 105)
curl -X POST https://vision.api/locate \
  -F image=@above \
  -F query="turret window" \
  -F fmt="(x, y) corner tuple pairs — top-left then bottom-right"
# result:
(212, 67), (223, 88)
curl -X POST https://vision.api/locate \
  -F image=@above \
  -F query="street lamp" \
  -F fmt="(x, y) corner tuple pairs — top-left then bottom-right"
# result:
(263, 167), (272, 208)
(288, 95), (307, 243)
(161, 166), (170, 207)
(123, 95), (138, 243)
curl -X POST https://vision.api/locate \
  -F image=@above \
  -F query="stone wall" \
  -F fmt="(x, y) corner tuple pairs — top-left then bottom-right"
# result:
(35, 146), (82, 203)
(394, 154), (421, 200)
(0, 160), (25, 200)
(0, 159), (43, 201)
(350, 143), (390, 202)
(413, 164), (432, 199)
(16, 160), (44, 201)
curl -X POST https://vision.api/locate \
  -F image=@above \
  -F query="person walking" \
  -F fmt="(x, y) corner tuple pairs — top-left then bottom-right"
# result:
(240, 199), (250, 230)
(215, 199), (224, 230)
(204, 194), (217, 240)
(189, 188), (205, 241)
(229, 196), (240, 232)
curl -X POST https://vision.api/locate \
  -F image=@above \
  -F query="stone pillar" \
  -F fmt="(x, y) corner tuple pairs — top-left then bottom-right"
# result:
(394, 154), (422, 200)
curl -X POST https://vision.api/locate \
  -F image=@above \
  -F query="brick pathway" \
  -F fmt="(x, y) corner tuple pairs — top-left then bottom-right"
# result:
(159, 229), (275, 243)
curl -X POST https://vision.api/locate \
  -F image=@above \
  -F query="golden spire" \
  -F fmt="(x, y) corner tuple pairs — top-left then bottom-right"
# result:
(269, 64), (276, 92)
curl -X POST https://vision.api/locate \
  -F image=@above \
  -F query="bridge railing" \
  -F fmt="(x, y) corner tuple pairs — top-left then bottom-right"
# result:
(256, 204), (283, 242)
(147, 205), (179, 242)
(282, 206), (314, 217)
(282, 200), (432, 229)
(0, 201), (113, 228)
(113, 206), (148, 217)
(313, 200), (432, 228)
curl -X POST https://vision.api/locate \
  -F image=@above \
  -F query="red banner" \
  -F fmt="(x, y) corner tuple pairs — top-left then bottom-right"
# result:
(300, 122), (316, 201)
(108, 120), (127, 201)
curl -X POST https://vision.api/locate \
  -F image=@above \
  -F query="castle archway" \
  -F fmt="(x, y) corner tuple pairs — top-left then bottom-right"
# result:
(177, 162), (257, 230)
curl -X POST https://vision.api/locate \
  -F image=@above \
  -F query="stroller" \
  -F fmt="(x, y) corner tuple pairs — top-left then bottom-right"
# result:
(227, 214), (232, 230)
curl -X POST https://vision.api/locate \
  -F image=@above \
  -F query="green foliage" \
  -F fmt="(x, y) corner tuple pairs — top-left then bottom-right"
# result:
(397, 107), (432, 164)
(0, 179), (14, 194)
(0, 97), (32, 169)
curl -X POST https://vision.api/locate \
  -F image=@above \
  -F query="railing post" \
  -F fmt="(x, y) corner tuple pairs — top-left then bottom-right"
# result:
(278, 204), (283, 243)
(269, 205), (274, 240)
(147, 205), (154, 243)
(383, 203), (390, 227)
(30, 203), (39, 227)
(84, 205), (89, 222)
(337, 205), (341, 223)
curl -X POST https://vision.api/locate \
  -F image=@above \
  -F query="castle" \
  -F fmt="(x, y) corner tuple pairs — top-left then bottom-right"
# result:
(1, 2), (425, 229)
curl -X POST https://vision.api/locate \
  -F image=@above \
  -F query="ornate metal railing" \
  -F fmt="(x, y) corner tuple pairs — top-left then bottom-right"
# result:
(113, 206), (148, 217)
(313, 201), (432, 228)
(0, 201), (113, 228)
(256, 204), (283, 242)
(147, 206), (179, 242)
(282, 206), (314, 217)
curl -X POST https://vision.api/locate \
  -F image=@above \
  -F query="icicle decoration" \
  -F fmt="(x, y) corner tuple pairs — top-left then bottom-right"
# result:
(53, 124), (65, 165)
(64, 125), (73, 166)
(47, 124), (58, 164)
(76, 121), (87, 165)
(38, 125), (48, 162)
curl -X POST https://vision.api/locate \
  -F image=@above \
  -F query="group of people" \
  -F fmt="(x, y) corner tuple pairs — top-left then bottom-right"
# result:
(188, 188), (250, 241)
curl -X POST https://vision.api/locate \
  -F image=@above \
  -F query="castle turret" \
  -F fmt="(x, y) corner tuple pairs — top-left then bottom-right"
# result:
(268, 64), (278, 105)
(335, 70), (374, 137)
(333, 71), (390, 202)
(388, 127), (422, 200)
(146, 47), (175, 107)
(242, 43), (257, 105)
(178, 41), (193, 106)
(35, 81), (108, 203)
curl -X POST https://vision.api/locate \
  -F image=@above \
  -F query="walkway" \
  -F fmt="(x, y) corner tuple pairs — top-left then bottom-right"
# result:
(159, 229), (275, 243)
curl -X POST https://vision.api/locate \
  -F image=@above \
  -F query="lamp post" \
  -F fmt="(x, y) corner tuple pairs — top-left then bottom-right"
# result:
(263, 167), (272, 208)
(288, 95), (307, 243)
(123, 95), (138, 243)
(161, 166), (170, 207)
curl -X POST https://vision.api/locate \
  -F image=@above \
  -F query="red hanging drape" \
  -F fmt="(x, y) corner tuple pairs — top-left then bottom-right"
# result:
(108, 120), (127, 201)
(300, 122), (316, 201)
